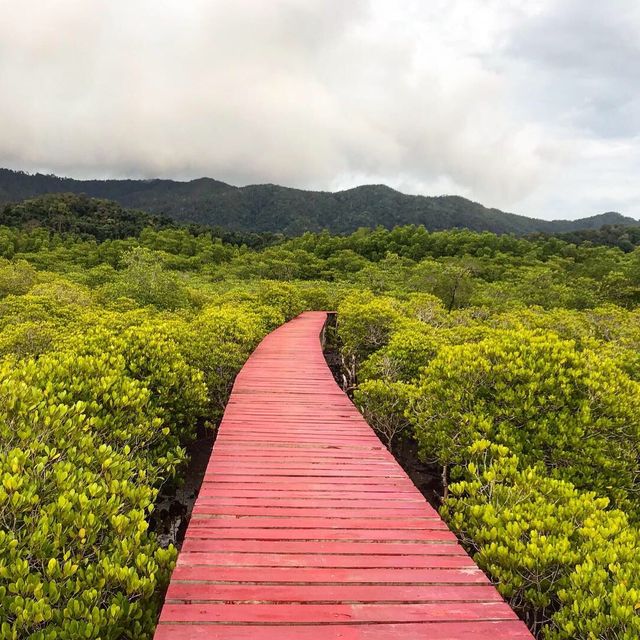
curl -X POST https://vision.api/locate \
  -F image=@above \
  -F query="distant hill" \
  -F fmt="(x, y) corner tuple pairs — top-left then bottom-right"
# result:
(0, 169), (636, 236)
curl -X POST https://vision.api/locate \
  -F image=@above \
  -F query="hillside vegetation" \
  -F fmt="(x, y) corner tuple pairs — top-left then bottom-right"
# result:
(1, 193), (640, 638)
(1, 168), (636, 235)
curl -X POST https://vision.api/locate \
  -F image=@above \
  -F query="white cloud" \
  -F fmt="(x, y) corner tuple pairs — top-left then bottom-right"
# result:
(0, 0), (638, 219)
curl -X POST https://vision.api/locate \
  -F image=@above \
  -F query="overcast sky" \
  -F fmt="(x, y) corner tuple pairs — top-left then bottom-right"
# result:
(0, 0), (638, 220)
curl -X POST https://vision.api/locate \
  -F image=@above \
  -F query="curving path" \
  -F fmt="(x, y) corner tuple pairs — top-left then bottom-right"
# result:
(154, 312), (533, 639)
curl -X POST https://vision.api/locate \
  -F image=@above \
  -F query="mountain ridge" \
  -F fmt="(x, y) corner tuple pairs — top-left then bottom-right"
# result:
(0, 168), (636, 236)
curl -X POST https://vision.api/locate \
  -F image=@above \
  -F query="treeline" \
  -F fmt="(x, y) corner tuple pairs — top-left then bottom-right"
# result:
(4, 213), (640, 311)
(5, 193), (640, 254)
(531, 223), (640, 252)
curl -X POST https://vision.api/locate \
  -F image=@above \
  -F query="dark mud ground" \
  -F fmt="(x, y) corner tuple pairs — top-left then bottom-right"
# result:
(148, 420), (214, 548)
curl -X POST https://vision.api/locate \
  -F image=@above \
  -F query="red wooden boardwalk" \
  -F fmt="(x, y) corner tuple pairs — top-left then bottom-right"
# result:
(155, 312), (533, 639)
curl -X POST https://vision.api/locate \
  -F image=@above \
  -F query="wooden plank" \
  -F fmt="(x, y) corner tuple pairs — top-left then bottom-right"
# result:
(175, 553), (475, 569)
(194, 497), (430, 507)
(203, 470), (407, 478)
(182, 528), (457, 542)
(197, 490), (427, 500)
(154, 312), (532, 639)
(165, 583), (503, 603)
(158, 602), (519, 623)
(191, 506), (439, 517)
(154, 622), (534, 640)
(169, 565), (488, 584)
(201, 478), (418, 487)
(188, 517), (449, 530)
(181, 540), (465, 555)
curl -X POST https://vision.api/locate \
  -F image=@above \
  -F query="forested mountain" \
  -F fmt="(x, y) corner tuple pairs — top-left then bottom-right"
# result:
(1, 168), (636, 235)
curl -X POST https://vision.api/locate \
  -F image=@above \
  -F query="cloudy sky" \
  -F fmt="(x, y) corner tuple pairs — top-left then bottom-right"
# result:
(0, 0), (638, 219)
